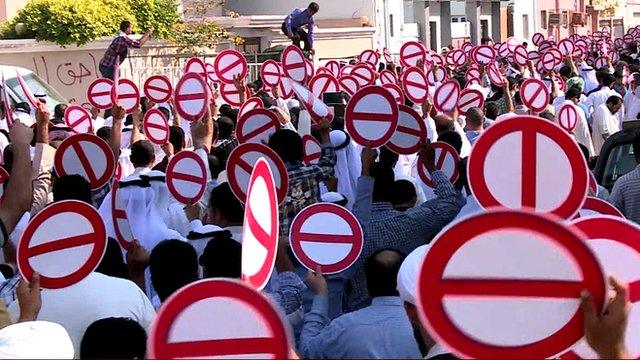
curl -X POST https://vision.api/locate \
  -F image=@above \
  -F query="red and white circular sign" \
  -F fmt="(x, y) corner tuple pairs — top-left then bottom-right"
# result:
(238, 97), (264, 118)
(111, 182), (134, 251)
(175, 72), (209, 121)
(513, 45), (529, 66)
(235, 109), (280, 145)
(351, 63), (375, 86)
(143, 75), (173, 104)
(87, 78), (113, 110)
(110, 79), (140, 114)
(359, 49), (379, 67)
(541, 52), (559, 72)
(183, 57), (207, 78)
(260, 59), (282, 87)
(220, 82), (249, 108)
(417, 142), (459, 188)
(472, 45), (496, 65)
(532, 33), (545, 46)
(387, 105), (426, 155)
(558, 104), (579, 133)
(213, 49), (248, 84)
(241, 158), (280, 290)
(290, 203), (363, 274)
(427, 66), (447, 86)
(382, 83), (404, 104)
(309, 74), (339, 99)
(302, 134), (322, 166)
(226, 143), (289, 204)
(558, 39), (575, 56)
(433, 80), (461, 113)
(148, 279), (290, 359)
(281, 45), (308, 83)
(448, 49), (467, 67)
(325, 60), (341, 77)
(64, 105), (93, 134)
(576, 196), (624, 218)
(54, 133), (115, 190)
(143, 108), (170, 145)
(417, 210), (606, 359)
(487, 63), (505, 86)
(457, 89), (485, 115)
(345, 86), (399, 147)
(595, 56), (608, 70)
(467, 115), (589, 219)
(401, 66), (429, 104)
(339, 64), (354, 77)
(286, 78), (333, 123)
(205, 63), (219, 83)
(564, 216), (640, 358)
(18, 200), (108, 289)
(379, 70), (397, 86)
(166, 151), (207, 205)
(305, 59), (315, 80)
(520, 78), (550, 113)
(466, 67), (481, 80)
(400, 41), (426, 68)
(339, 75), (360, 96)
(383, 47), (393, 63)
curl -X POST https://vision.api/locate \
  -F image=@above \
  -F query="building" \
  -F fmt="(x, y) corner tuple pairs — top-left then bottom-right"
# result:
(532, 0), (599, 40)
(0, 0), (27, 21)
(510, 0), (536, 44)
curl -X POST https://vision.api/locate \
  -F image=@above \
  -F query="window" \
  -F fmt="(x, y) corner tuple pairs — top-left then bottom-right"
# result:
(562, 10), (569, 27)
(523, 14), (529, 39)
(389, 14), (394, 37)
(452, 18), (459, 23)
(461, 17), (466, 22)
(541, 10), (547, 29)
(481, 19), (489, 38)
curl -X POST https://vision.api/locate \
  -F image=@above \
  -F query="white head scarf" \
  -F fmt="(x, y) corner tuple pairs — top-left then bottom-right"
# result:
(397, 244), (429, 305)
(329, 130), (361, 209)
(0, 321), (74, 359)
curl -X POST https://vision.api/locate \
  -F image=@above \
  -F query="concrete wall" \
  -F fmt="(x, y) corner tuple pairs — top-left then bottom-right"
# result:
(512, 0), (536, 43)
(223, 0), (374, 22)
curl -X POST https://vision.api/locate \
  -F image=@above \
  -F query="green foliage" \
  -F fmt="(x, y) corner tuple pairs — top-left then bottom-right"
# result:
(2, 0), (180, 46)
(168, 0), (230, 53)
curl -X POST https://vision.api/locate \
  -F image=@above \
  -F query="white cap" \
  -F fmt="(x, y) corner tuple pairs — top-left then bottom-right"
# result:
(321, 191), (347, 204)
(0, 321), (74, 359)
(396, 244), (429, 305)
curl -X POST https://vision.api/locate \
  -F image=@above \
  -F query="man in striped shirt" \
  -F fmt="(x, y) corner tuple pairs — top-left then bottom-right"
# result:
(609, 134), (640, 224)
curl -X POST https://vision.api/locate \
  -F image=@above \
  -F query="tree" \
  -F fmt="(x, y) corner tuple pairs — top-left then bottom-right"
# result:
(592, 0), (619, 18)
(168, 0), (232, 53)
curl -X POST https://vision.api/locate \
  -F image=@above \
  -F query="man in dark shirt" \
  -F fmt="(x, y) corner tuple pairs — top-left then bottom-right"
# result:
(99, 21), (153, 80)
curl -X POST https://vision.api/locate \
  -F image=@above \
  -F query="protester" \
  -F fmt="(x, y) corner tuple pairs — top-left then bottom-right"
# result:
(609, 134), (640, 223)
(591, 95), (623, 155)
(282, 2), (319, 55)
(79, 318), (146, 359)
(99, 21), (153, 80)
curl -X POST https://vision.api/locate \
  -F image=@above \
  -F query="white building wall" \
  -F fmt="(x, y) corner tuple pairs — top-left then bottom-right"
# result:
(511, 0), (535, 43)
(223, 0), (375, 21)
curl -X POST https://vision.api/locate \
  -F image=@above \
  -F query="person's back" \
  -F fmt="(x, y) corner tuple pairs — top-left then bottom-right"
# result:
(8, 272), (155, 357)
(299, 249), (421, 359)
(610, 134), (640, 224)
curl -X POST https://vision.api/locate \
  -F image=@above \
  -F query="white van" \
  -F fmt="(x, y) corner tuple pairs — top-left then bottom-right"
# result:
(0, 65), (67, 114)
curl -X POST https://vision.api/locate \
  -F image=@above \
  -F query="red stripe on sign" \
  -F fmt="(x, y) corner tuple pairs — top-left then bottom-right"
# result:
(307, 153), (321, 161)
(70, 114), (90, 128)
(405, 80), (428, 91)
(219, 58), (243, 75)
(397, 125), (423, 137)
(246, 201), (273, 249)
(320, 80), (332, 95)
(527, 84), (545, 105)
(92, 91), (110, 97)
(352, 72), (370, 82)
(172, 172), (204, 184)
(146, 122), (168, 131)
(71, 141), (97, 182)
(27, 233), (96, 257)
(439, 279), (583, 298)
(118, 93), (139, 100)
(298, 232), (355, 244)
(114, 209), (127, 218)
(284, 62), (306, 70)
(521, 128), (537, 208)
(146, 84), (169, 93)
(458, 95), (479, 109)
(243, 122), (276, 142)
(350, 112), (393, 122)
(436, 151), (447, 168)
(629, 279), (640, 303)
(238, 159), (253, 174)
(159, 338), (279, 359)
(263, 71), (280, 77)
(403, 51), (423, 60)
(439, 89), (456, 110)
(176, 93), (206, 101)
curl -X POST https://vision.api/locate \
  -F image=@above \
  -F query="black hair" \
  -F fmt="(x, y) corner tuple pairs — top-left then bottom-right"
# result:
(200, 234), (242, 279)
(484, 101), (500, 119)
(149, 240), (199, 302)
(120, 20), (132, 32)
(80, 317), (146, 359)
(158, 106), (171, 121)
(169, 125), (185, 152)
(438, 130), (463, 154)
(95, 237), (128, 280)
(391, 180), (416, 211)
(130, 140), (155, 167)
(602, 73), (616, 87)
(54, 103), (67, 120)
(208, 154), (223, 179)
(606, 95), (623, 106)
(96, 126), (111, 142)
(364, 249), (406, 298)
(565, 85), (582, 101)
(209, 182), (244, 224)
(309, 2), (320, 12)
(217, 116), (235, 139)
(268, 129), (303, 163)
(371, 162), (395, 203)
(53, 174), (92, 204)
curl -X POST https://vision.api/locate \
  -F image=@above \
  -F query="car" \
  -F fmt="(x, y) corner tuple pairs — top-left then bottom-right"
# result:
(0, 65), (67, 114)
(594, 120), (640, 191)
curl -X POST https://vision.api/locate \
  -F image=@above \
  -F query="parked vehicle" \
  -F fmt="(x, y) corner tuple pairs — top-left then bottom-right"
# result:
(594, 120), (640, 191)
(0, 65), (67, 113)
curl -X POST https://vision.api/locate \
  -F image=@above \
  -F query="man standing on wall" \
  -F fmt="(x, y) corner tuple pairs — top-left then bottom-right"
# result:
(99, 21), (154, 80)
(282, 2), (319, 56)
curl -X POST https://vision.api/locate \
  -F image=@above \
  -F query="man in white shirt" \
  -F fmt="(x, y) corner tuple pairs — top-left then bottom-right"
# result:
(623, 80), (640, 122)
(583, 73), (620, 117)
(8, 272), (156, 357)
(557, 86), (596, 158)
(591, 96), (623, 156)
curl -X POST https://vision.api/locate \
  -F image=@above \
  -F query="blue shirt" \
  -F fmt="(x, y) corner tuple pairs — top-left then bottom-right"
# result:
(466, 130), (482, 145)
(345, 171), (465, 312)
(299, 296), (422, 359)
(284, 8), (315, 47)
